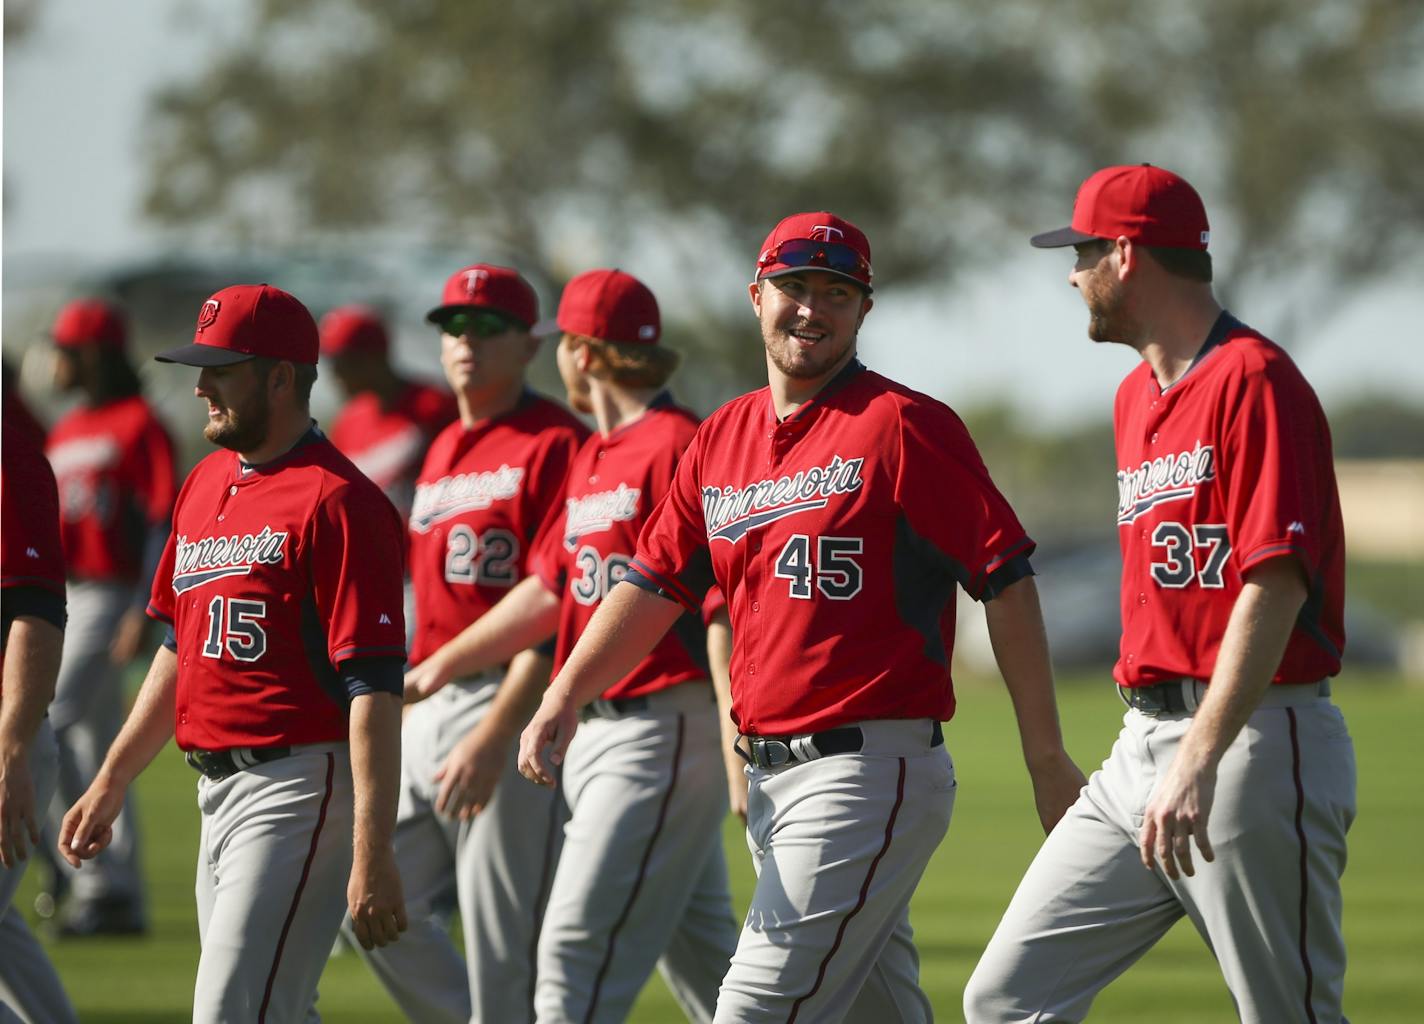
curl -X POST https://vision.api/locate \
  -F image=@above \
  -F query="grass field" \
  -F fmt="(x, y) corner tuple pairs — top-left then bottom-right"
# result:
(15, 672), (1423, 1022)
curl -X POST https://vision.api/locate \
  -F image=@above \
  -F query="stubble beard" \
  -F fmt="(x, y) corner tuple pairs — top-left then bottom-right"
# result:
(764, 321), (855, 381)
(204, 391), (270, 452)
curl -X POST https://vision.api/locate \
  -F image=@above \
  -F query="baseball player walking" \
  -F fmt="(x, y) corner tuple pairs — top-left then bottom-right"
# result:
(43, 298), (177, 935)
(404, 268), (741, 1023)
(1, 391), (80, 1024)
(347, 264), (586, 1023)
(963, 164), (1354, 1023)
(518, 214), (1087, 1023)
(59, 284), (410, 1023)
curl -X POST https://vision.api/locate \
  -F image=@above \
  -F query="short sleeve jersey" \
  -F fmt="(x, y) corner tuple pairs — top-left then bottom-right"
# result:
(2, 406), (66, 675)
(408, 393), (588, 666)
(47, 395), (177, 582)
(328, 380), (458, 522)
(1113, 313), (1346, 687)
(629, 362), (1034, 736)
(147, 429), (407, 750)
(529, 396), (710, 701)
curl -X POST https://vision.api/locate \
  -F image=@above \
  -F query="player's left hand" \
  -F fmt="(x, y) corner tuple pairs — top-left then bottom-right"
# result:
(348, 848), (408, 950)
(1140, 754), (1218, 880)
(1027, 749), (1087, 834)
(435, 723), (509, 820)
(0, 747), (40, 869)
(403, 654), (452, 705)
(109, 607), (150, 665)
(517, 694), (578, 788)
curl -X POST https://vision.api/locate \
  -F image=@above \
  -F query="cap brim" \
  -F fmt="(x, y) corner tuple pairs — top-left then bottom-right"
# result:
(758, 266), (873, 294)
(154, 343), (255, 367)
(1029, 226), (1101, 249)
(531, 317), (562, 337)
(425, 303), (533, 330)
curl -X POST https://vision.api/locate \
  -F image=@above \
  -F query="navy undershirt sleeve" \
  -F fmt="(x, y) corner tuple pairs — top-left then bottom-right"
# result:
(623, 566), (690, 607)
(341, 655), (406, 700)
(1, 586), (67, 637)
(132, 521), (171, 612)
(979, 555), (1037, 601)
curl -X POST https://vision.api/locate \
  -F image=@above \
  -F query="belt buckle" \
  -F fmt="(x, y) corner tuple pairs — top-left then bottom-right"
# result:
(750, 738), (793, 769)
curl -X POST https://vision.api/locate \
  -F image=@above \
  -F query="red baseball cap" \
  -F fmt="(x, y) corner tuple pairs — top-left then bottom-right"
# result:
(52, 298), (127, 351)
(556, 269), (661, 346)
(755, 212), (873, 292)
(155, 284), (319, 367)
(426, 264), (538, 329)
(1031, 164), (1210, 250)
(319, 305), (389, 357)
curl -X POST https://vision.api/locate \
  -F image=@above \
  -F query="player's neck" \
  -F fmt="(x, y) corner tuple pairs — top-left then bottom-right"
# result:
(457, 378), (525, 427)
(589, 380), (660, 437)
(1134, 288), (1222, 390)
(237, 410), (313, 466)
(767, 347), (857, 421)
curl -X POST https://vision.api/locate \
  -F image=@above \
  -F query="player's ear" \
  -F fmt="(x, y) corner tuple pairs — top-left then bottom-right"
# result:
(748, 280), (763, 316)
(519, 331), (541, 365)
(1115, 236), (1136, 281)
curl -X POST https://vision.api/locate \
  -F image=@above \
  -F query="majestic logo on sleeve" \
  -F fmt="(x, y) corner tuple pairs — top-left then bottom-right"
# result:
(410, 465), (524, 533)
(1117, 442), (1216, 525)
(563, 484), (641, 549)
(703, 456), (864, 544)
(172, 527), (287, 593)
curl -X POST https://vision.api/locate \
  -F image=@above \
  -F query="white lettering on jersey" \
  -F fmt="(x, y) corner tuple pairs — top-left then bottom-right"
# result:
(348, 425), (424, 490)
(172, 526), (288, 594)
(563, 484), (641, 549)
(47, 437), (121, 479)
(410, 465), (525, 533)
(1117, 442), (1215, 526)
(703, 456), (865, 544)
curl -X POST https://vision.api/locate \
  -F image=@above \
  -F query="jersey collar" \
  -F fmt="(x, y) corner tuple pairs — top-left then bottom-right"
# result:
(236, 422), (325, 477)
(770, 358), (867, 426)
(1159, 311), (1241, 396)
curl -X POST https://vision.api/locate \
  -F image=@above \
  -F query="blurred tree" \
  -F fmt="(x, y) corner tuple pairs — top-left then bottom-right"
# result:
(1329, 396), (1424, 459)
(139, 0), (1424, 396)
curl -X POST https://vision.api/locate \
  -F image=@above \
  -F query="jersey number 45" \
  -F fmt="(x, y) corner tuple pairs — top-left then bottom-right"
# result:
(774, 534), (864, 600)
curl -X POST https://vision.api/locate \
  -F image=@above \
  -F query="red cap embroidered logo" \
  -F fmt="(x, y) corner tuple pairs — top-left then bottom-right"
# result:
(810, 225), (844, 242)
(461, 269), (489, 298)
(197, 299), (221, 331)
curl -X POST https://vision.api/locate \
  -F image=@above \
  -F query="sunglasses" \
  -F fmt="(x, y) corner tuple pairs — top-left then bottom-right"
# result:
(435, 310), (516, 339)
(757, 239), (872, 280)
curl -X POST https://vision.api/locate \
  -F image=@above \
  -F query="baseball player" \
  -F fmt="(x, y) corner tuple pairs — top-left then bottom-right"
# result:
(403, 268), (741, 1023)
(59, 283), (410, 1023)
(346, 264), (587, 1024)
(517, 214), (1087, 1023)
(1, 390), (80, 1024)
(42, 298), (177, 935)
(963, 164), (1354, 1023)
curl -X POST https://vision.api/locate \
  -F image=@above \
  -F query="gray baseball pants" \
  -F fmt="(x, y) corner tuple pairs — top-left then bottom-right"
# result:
(964, 683), (1356, 1024)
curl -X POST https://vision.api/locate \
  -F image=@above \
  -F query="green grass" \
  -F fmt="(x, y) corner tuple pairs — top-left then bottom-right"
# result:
(16, 673), (1422, 1021)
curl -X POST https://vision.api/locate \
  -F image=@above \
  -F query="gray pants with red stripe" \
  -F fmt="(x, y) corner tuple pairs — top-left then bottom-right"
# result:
(714, 718), (955, 1024)
(538, 682), (738, 1024)
(193, 744), (353, 1024)
(964, 687), (1356, 1024)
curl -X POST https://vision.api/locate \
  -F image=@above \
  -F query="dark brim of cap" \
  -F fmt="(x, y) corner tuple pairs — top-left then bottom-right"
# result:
(758, 266), (874, 294)
(1029, 226), (1102, 249)
(154, 343), (255, 367)
(425, 303), (532, 329)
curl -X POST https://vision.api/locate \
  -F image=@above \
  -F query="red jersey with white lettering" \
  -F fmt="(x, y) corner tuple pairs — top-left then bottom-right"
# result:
(147, 430), (407, 750)
(408, 393), (588, 665)
(47, 395), (177, 582)
(327, 380), (458, 522)
(629, 362), (1034, 735)
(3, 404), (66, 678)
(530, 395), (710, 700)
(1114, 313), (1345, 687)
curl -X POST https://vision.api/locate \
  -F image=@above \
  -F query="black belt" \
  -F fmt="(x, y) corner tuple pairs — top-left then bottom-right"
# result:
(740, 721), (944, 770)
(1118, 681), (1200, 715)
(186, 746), (292, 782)
(580, 695), (650, 722)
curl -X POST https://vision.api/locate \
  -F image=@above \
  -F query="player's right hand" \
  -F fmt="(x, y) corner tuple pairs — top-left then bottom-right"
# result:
(0, 747), (41, 869)
(517, 696), (578, 788)
(57, 782), (124, 868)
(403, 655), (452, 705)
(348, 849), (408, 950)
(435, 724), (508, 820)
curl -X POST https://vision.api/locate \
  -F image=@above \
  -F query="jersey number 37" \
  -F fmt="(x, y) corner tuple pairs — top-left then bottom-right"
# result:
(1150, 522), (1231, 589)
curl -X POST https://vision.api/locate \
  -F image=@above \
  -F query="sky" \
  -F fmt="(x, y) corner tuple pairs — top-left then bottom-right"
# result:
(5, 0), (1422, 428)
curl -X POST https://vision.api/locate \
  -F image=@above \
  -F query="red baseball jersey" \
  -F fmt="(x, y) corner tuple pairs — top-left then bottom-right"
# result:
(327, 380), (458, 521)
(629, 362), (1035, 736)
(2, 404), (67, 679)
(408, 393), (588, 665)
(1113, 314), (1345, 687)
(147, 430), (408, 750)
(530, 395), (712, 700)
(47, 395), (177, 582)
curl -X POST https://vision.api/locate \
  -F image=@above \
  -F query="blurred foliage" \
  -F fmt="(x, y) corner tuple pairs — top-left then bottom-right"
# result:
(1328, 396), (1424, 459)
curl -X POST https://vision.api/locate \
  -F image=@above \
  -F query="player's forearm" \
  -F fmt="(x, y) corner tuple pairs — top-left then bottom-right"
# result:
(433, 576), (560, 679)
(1179, 559), (1308, 770)
(94, 645), (180, 788)
(0, 616), (64, 750)
(545, 582), (683, 710)
(982, 577), (1071, 766)
(480, 649), (553, 742)
(348, 691), (402, 861)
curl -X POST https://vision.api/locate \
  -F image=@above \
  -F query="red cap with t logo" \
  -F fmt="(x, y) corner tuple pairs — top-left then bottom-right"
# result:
(52, 298), (128, 351)
(1030, 164), (1210, 250)
(425, 264), (538, 329)
(556, 269), (661, 346)
(755, 212), (873, 292)
(155, 284), (319, 366)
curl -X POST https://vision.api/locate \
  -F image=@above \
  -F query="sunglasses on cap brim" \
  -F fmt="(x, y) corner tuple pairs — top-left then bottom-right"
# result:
(434, 310), (519, 339)
(758, 239), (872, 281)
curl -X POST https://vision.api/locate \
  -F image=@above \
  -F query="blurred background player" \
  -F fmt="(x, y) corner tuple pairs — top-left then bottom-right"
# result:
(2, 371), (80, 1024)
(41, 298), (177, 936)
(346, 264), (586, 1023)
(404, 269), (741, 1023)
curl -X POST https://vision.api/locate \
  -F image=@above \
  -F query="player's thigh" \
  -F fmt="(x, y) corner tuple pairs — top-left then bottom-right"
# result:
(715, 749), (953, 1024)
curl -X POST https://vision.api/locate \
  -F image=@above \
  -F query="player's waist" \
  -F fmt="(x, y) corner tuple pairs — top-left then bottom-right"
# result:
(738, 718), (944, 771)
(1119, 678), (1331, 716)
(184, 742), (345, 783)
(579, 679), (714, 722)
